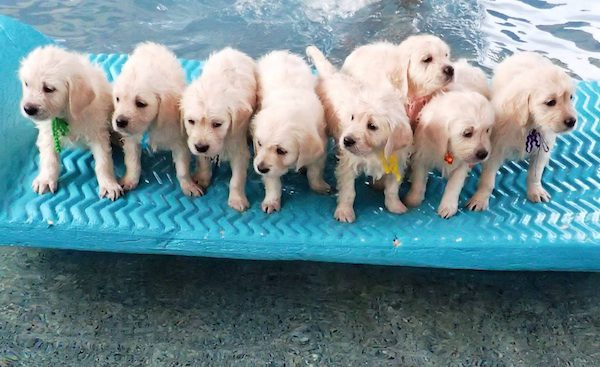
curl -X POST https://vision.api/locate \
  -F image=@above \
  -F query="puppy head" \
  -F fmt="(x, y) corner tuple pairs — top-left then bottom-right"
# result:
(339, 91), (412, 158)
(112, 75), (162, 136)
(422, 92), (495, 165)
(252, 108), (325, 177)
(181, 83), (253, 157)
(496, 65), (576, 134)
(19, 46), (95, 122)
(398, 35), (453, 98)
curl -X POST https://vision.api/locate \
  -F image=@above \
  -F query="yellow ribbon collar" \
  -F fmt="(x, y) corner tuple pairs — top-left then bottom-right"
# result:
(378, 151), (402, 182)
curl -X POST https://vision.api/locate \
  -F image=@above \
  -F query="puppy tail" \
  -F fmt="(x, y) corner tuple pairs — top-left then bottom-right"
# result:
(306, 46), (336, 77)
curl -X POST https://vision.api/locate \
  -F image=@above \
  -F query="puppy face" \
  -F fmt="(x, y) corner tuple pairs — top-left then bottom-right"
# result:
(20, 74), (68, 121)
(404, 36), (453, 97)
(528, 70), (576, 134)
(112, 85), (159, 136)
(181, 98), (231, 158)
(339, 111), (392, 156)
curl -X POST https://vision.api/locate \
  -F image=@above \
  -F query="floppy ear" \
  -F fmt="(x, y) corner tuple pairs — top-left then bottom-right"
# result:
(156, 92), (181, 129)
(296, 129), (325, 171)
(384, 122), (413, 159)
(229, 103), (254, 136)
(417, 112), (449, 159)
(390, 57), (410, 97)
(493, 81), (530, 126)
(68, 74), (95, 120)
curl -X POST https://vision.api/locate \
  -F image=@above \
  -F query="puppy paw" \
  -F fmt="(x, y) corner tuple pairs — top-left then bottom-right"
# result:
(310, 180), (332, 195)
(32, 175), (58, 195)
(228, 192), (250, 212)
(403, 190), (424, 208)
(193, 172), (212, 189)
(334, 205), (356, 223)
(437, 201), (458, 219)
(261, 198), (281, 214)
(119, 176), (139, 191)
(99, 180), (124, 201)
(385, 198), (408, 214)
(466, 192), (489, 211)
(527, 185), (551, 203)
(180, 179), (204, 197)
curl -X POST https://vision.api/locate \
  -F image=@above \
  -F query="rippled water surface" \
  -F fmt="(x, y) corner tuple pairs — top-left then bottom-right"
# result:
(1, 0), (599, 79)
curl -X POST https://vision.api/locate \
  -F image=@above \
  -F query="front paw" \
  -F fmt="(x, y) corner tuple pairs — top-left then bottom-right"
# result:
(99, 180), (124, 201)
(32, 175), (58, 195)
(403, 190), (424, 208)
(385, 197), (408, 214)
(228, 192), (250, 212)
(466, 191), (489, 211)
(437, 200), (458, 219)
(119, 176), (139, 191)
(193, 172), (212, 189)
(310, 180), (331, 195)
(180, 179), (204, 197)
(334, 205), (356, 223)
(527, 185), (551, 203)
(261, 198), (281, 214)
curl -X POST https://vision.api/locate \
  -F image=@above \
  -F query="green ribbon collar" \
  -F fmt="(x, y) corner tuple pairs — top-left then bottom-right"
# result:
(51, 117), (70, 153)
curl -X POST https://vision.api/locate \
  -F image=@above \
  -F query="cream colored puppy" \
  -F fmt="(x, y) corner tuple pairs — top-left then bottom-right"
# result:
(306, 46), (413, 223)
(112, 42), (202, 196)
(404, 91), (495, 218)
(252, 50), (329, 213)
(180, 47), (257, 212)
(447, 59), (490, 99)
(19, 46), (123, 200)
(467, 52), (576, 210)
(342, 35), (454, 125)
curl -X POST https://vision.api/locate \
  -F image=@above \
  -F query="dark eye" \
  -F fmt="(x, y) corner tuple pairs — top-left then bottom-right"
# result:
(135, 100), (147, 108)
(115, 97), (120, 103)
(367, 121), (378, 131)
(545, 99), (556, 107)
(276, 147), (287, 156)
(463, 130), (473, 138)
(445, 53), (449, 57)
(569, 95), (573, 100)
(43, 85), (55, 93)
(422, 56), (433, 63)
(188, 119), (195, 125)
(24, 82), (29, 87)
(486, 128), (490, 134)
(212, 120), (223, 128)
(257, 141), (262, 147)
(351, 114), (354, 121)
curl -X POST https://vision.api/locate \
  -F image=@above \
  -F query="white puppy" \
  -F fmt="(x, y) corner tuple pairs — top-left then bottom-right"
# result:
(112, 42), (202, 196)
(404, 90), (495, 218)
(180, 48), (257, 212)
(447, 59), (490, 99)
(307, 46), (413, 223)
(467, 52), (577, 210)
(252, 50), (330, 213)
(19, 46), (123, 200)
(342, 35), (454, 125)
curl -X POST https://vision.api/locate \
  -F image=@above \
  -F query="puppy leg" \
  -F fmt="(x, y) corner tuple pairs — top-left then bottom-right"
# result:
(172, 143), (203, 197)
(404, 161), (429, 208)
(384, 174), (407, 214)
(527, 149), (552, 203)
(193, 157), (213, 189)
(228, 145), (250, 212)
(89, 133), (123, 200)
(438, 164), (469, 219)
(32, 129), (60, 194)
(120, 135), (142, 191)
(334, 163), (357, 223)
(306, 154), (331, 194)
(466, 154), (503, 211)
(261, 176), (281, 214)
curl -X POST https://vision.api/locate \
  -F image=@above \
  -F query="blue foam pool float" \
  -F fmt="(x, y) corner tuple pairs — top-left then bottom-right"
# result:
(0, 15), (598, 271)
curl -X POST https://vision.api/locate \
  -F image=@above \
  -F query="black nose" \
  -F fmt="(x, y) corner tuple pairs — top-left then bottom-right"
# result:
(443, 65), (454, 77)
(564, 117), (576, 128)
(23, 104), (38, 116)
(257, 164), (270, 174)
(475, 149), (488, 160)
(115, 117), (129, 128)
(343, 136), (356, 147)
(195, 144), (210, 153)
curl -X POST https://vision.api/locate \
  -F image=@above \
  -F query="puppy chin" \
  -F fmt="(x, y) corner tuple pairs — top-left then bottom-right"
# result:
(22, 110), (50, 122)
(343, 145), (372, 157)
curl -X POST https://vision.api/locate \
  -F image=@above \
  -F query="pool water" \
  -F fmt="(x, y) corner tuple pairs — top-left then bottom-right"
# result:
(1, 0), (599, 79)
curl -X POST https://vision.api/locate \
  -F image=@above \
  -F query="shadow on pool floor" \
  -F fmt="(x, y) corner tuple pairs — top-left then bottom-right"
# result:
(0, 247), (598, 366)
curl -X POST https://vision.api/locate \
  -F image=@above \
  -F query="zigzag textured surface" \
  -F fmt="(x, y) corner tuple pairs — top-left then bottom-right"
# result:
(0, 15), (599, 270)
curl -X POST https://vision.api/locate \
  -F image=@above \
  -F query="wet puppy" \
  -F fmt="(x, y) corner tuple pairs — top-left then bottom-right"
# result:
(404, 91), (495, 218)
(252, 50), (329, 213)
(180, 48), (257, 212)
(307, 46), (413, 223)
(19, 46), (122, 200)
(467, 52), (576, 210)
(112, 42), (202, 196)
(342, 35), (454, 125)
